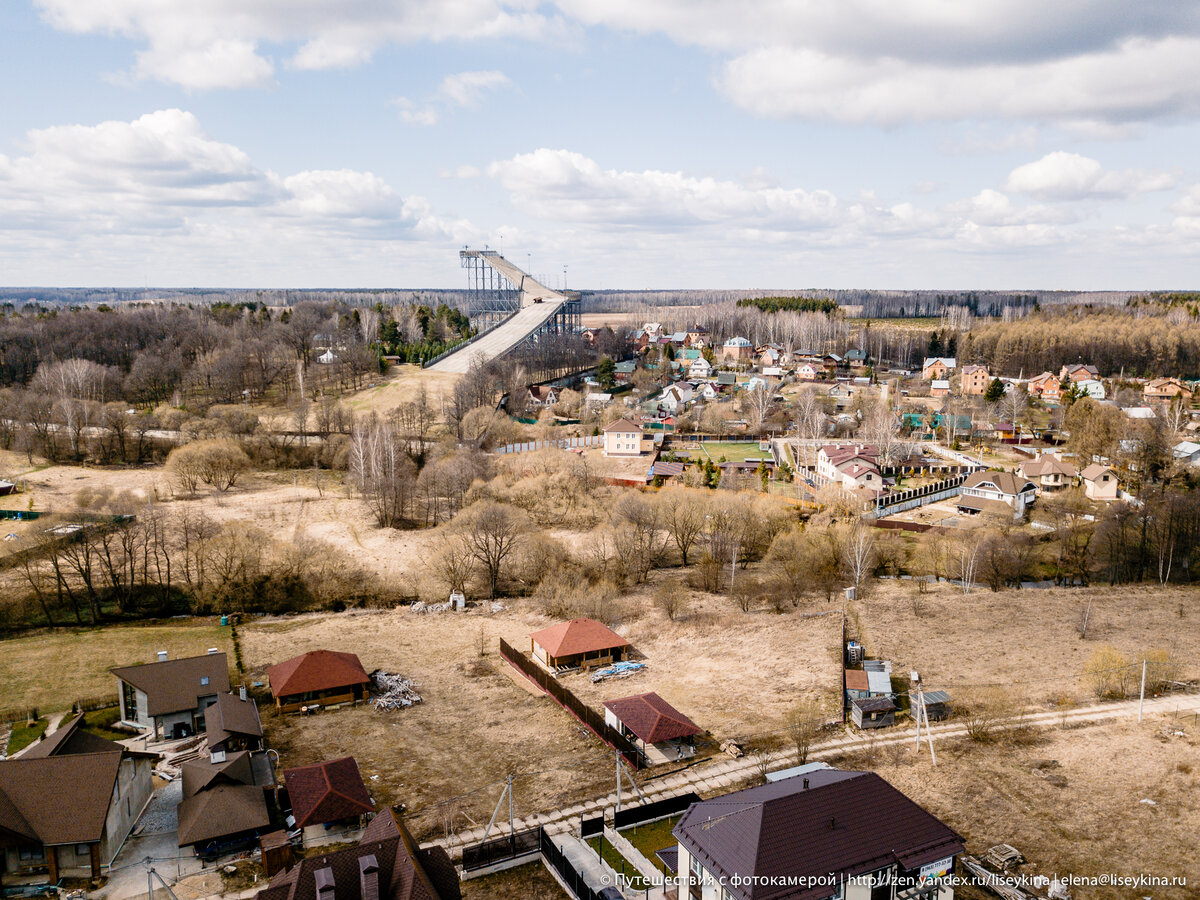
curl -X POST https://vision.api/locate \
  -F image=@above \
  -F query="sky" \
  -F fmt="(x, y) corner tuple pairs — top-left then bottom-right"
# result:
(2, 1), (1200, 290)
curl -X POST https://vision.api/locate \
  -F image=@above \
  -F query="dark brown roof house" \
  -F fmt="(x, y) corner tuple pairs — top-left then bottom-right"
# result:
(0, 714), (158, 881)
(256, 806), (460, 900)
(269, 650), (371, 713)
(177, 750), (276, 853)
(206, 691), (265, 753)
(111, 649), (230, 739)
(603, 693), (702, 764)
(673, 770), (964, 900)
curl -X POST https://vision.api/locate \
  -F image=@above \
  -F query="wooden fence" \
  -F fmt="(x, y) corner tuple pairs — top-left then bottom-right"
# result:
(498, 638), (644, 769)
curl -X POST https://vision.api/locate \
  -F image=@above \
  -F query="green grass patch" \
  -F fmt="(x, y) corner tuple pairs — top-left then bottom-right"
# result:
(701, 441), (770, 463)
(586, 835), (652, 890)
(0, 620), (234, 713)
(7, 717), (49, 755)
(82, 706), (133, 741)
(620, 815), (681, 874)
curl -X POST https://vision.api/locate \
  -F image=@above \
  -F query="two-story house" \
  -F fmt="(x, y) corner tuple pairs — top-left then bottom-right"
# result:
(111, 650), (230, 739)
(603, 418), (652, 457)
(956, 471), (1037, 518)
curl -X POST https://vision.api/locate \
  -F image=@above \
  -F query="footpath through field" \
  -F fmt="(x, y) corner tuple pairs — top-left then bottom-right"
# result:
(426, 691), (1200, 856)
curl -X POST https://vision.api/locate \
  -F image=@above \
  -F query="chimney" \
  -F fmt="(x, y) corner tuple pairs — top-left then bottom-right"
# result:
(240, 684), (248, 701)
(207, 647), (220, 655)
(314, 867), (335, 900)
(359, 855), (379, 900)
(156, 650), (168, 662)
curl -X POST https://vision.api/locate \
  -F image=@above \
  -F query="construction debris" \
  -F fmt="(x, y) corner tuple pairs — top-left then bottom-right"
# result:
(720, 740), (744, 759)
(370, 671), (422, 710)
(984, 844), (1025, 871)
(589, 661), (645, 683)
(410, 600), (453, 614)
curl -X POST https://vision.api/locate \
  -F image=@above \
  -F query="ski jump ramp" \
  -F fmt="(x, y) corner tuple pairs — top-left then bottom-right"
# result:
(427, 252), (574, 374)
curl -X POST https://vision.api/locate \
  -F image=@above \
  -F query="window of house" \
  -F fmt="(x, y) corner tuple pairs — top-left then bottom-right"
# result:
(200, 676), (210, 686)
(19, 845), (44, 861)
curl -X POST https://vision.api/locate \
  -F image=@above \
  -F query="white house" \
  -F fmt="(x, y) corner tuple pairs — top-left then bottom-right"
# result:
(658, 383), (695, 413)
(1075, 378), (1106, 400)
(1081, 464), (1120, 501)
(603, 418), (650, 457)
(956, 471), (1037, 518)
(688, 357), (713, 379)
(796, 362), (821, 380)
(695, 382), (720, 401)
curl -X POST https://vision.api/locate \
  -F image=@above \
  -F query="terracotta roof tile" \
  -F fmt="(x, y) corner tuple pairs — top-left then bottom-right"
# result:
(529, 618), (629, 658)
(602, 693), (701, 744)
(284, 757), (373, 828)
(268, 651), (370, 699)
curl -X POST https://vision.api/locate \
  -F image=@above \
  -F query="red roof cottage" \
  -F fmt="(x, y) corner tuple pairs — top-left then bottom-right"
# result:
(284, 757), (374, 844)
(268, 650), (371, 713)
(603, 692), (702, 765)
(529, 618), (629, 672)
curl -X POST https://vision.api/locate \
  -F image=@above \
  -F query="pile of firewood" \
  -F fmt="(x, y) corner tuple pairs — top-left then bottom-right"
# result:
(370, 671), (422, 710)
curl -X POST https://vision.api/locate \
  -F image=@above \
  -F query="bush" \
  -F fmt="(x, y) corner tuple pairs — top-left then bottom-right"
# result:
(1083, 645), (1133, 699)
(167, 438), (251, 494)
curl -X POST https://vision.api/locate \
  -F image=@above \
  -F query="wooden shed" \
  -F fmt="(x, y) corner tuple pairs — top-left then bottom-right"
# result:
(851, 696), (896, 730)
(912, 690), (953, 721)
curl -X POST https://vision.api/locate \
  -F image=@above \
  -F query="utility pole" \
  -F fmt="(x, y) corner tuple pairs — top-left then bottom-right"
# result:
(911, 671), (936, 766)
(481, 775), (515, 844)
(1139, 658), (1147, 723)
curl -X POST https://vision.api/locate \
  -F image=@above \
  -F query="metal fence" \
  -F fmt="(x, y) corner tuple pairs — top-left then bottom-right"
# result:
(498, 638), (644, 769)
(541, 829), (606, 900)
(580, 815), (604, 839)
(461, 826), (543, 872)
(496, 435), (603, 455)
(612, 792), (700, 830)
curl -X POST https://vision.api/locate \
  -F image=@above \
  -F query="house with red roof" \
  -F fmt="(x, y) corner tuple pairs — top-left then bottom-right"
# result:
(603, 692), (702, 765)
(283, 757), (374, 845)
(268, 650), (371, 714)
(528, 618), (630, 672)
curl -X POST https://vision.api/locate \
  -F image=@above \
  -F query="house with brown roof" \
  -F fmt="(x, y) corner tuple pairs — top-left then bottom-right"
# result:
(178, 750), (275, 855)
(602, 693), (702, 765)
(956, 470), (1037, 518)
(960, 364), (989, 395)
(206, 692), (264, 754)
(256, 806), (460, 900)
(1081, 464), (1120, 501)
(602, 417), (652, 457)
(0, 715), (156, 881)
(529, 618), (629, 672)
(1060, 363), (1100, 383)
(283, 757), (373, 844)
(1144, 377), (1194, 402)
(672, 770), (964, 900)
(1017, 455), (1079, 491)
(268, 650), (371, 714)
(111, 650), (230, 739)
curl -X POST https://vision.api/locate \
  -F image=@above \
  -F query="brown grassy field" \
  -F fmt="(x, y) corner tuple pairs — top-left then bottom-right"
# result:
(0, 620), (233, 712)
(240, 591), (841, 840)
(825, 715), (1199, 900)
(854, 582), (1200, 707)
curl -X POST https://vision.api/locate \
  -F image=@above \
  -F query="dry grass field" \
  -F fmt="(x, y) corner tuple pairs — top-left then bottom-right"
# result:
(854, 582), (1200, 707)
(825, 715), (1199, 900)
(0, 620), (233, 712)
(240, 592), (842, 840)
(340, 363), (461, 415)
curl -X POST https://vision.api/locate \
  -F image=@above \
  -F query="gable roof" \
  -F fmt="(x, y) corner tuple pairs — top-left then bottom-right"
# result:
(207, 692), (264, 747)
(922, 357), (956, 369)
(1080, 464), (1114, 481)
(268, 650), (370, 699)
(111, 653), (230, 717)
(602, 417), (642, 434)
(962, 470), (1036, 496)
(674, 771), (963, 900)
(603, 693), (701, 744)
(182, 750), (259, 796)
(257, 807), (459, 900)
(178, 784), (272, 847)
(0, 752), (123, 845)
(1019, 456), (1078, 478)
(21, 713), (132, 759)
(529, 618), (629, 658)
(284, 757), (373, 827)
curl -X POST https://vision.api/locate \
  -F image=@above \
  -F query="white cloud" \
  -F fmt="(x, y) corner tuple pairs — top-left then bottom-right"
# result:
(36, 0), (557, 88)
(719, 37), (1200, 127)
(1004, 151), (1175, 200)
(0, 110), (476, 280)
(487, 148), (839, 229)
(437, 70), (512, 107)
(394, 70), (513, 127)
